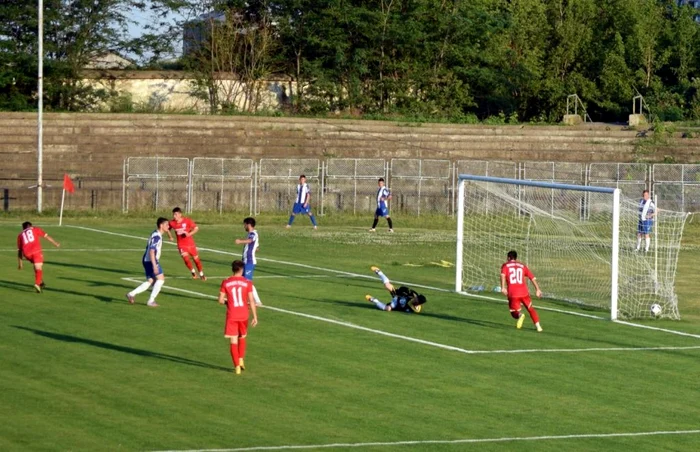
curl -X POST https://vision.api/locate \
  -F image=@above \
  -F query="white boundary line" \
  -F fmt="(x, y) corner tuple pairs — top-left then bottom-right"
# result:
(152, 429), (700, 451)
(121, 278), (477, 355)
(70, 225), (700, 340)
(0, 248), (147, 252)
(613, 319), (700, 339)
(159, 275), (353, 280)
(122, 277), (700, 356)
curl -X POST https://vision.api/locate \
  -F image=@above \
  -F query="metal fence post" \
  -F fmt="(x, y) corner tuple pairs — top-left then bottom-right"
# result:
(122, 158), (127, 213)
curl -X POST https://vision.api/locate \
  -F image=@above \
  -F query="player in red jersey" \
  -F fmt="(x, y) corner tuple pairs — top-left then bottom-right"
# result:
(218, 259), (259, 375)
(167, 207), (206, 280)
(500, 250), (543, 332)
(17, 221), (60, 293)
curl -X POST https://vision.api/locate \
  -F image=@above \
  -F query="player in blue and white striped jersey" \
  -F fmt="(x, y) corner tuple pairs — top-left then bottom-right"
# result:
(286, 175), (318, 229)
(369, 178), (393, 232)
(636, 189), (656, 252)
(126, 217), (170, 307)
(235, 217), (263, 306)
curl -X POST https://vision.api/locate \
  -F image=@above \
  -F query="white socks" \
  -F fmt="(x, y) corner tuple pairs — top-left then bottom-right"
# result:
(637, 237), (651, 251)
(376, 270), (390, 285)
(370, 298), (386, 311)
(130, 281), (152, 297)
(148, 279), (164, 303)
(252, 285), (262, 306)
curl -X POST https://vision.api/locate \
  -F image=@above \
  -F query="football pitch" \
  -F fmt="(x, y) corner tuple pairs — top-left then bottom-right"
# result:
(1, 214), (700, 451)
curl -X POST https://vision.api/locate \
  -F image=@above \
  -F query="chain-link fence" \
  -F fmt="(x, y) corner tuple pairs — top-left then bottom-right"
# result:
(456, 160), (518, 178)
(390, 159), (452, 215)
(587, 163), (649, 199)
(257, 158), (321, 214)
(454, 160), (519, 213)
(190, 158), (255, 213)
(652, 164), (700, 212)
(111, 158), (700, 216)
(323, 159), (386, 214)
(521, 162), (586, 215)
(123, 157), (190, 212)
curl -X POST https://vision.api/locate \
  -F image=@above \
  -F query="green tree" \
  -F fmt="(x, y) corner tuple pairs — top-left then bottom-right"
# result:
(0, 0), (172, 111)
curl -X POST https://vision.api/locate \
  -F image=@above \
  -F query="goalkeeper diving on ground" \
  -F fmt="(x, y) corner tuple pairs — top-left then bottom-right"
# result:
(365, 266), (427, 313)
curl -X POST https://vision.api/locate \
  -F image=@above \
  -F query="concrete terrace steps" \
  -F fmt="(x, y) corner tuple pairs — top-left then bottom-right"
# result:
(0, 130), (651, 150)
(0, 133), (651, 152)
(0, 122), (646, 138)
(0, 113), (697, 179)
(1, 141), (639, 156)
(0, 112), (642, 137)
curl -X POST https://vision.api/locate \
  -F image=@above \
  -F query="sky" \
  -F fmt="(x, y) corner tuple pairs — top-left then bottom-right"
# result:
(124, 6), (186, 60)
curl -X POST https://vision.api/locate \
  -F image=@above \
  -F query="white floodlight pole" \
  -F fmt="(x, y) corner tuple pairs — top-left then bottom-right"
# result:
(37, 0), (44, 212)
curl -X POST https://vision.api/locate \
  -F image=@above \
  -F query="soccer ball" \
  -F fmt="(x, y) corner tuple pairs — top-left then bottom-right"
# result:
(650, 304), (662, 316)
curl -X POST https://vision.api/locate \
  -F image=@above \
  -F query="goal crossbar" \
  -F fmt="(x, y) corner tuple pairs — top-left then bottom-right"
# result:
(456, 174), (621, 320)
(458, 174), (616, 194)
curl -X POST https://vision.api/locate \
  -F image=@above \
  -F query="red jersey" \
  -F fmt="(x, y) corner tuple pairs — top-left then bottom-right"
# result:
(17, 227), (47, 257)
(169, 218), (197, 248)
(501, 261), (535, 298)
(220, 276), (254, 321)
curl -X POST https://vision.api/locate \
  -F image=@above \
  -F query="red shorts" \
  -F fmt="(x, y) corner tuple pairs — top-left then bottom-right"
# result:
(24, 253), (44, 264)
(225, 319), (248, 338)
(178, 245), (198, 257)
(509, 296), (532, 312)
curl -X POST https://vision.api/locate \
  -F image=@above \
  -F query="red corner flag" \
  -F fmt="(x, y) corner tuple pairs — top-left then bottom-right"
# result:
(63, 174), (75, 194)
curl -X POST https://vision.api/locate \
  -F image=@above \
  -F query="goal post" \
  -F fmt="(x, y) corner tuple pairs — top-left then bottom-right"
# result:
(455, 174), (687, 320)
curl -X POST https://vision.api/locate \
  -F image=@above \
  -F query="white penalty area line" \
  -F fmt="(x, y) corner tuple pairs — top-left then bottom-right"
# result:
(70, 224), (700, 340)
(121, 277), (700, 356)
(153, 429), (700, 452)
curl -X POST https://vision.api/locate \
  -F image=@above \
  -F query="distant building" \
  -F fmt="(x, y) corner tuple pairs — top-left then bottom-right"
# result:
(678, 0), (700, 23)
(84, 52), (134, 70)
(182, 11), (226, 56)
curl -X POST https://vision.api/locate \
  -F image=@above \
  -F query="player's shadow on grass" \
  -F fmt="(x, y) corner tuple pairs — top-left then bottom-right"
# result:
(56, 276), (195, 302)
(256, 267), (375, 291)
(13, 326), (231, 373)
(303, 297), (509, 330)
(50, 261), (134, 275)
(541, 297), (608, 314)
(0, 278), (124, 303)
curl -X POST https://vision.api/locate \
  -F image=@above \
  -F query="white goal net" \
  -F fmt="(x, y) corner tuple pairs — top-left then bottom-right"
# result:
(456, 175), (688, 320)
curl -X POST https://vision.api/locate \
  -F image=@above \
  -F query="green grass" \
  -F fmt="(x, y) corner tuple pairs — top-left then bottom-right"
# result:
(1, 215), (699, 451)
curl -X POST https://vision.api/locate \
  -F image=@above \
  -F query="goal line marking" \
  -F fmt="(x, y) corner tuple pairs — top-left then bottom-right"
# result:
(151, 429), (700, 451)
(121, 277), (700, 356)
(69, 225), (700, 340)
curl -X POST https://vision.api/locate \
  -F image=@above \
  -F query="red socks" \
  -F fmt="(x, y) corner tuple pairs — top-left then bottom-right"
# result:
(230, 343), (240, 367)
(526, 304), (540, 324)
(182, 255), (194, 272)
(238, 337), (246, 360)
(35, 269), (43, 285)
(193, 256), (203, 273)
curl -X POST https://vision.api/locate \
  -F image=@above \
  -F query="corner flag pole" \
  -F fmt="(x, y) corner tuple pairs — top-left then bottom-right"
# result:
(59, 174), (74, 226)
(59, 186), (65, 226)
(37, 0), (44, 213)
